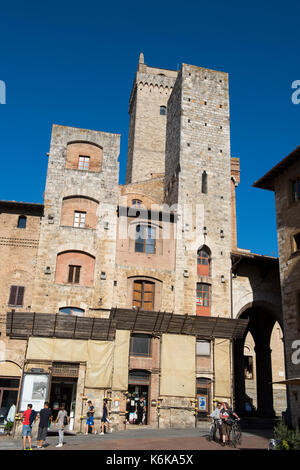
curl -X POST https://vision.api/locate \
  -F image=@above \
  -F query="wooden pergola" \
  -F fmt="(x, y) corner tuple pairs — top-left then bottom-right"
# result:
(6, 309), (248, 341)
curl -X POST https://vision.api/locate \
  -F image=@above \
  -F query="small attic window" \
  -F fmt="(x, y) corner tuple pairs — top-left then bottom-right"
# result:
(160, 106), (167, 116)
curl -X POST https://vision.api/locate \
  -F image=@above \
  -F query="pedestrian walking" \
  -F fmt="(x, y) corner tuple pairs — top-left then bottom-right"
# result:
(208, 401), (223, 442)
(136, 398), (144, 425)
(55, 404), (68, 448)
(21, 404), (36, 450)
(220, 402), (240, 446)
(37, 401), (52, 449)
(100, 399), (112, 434)
(85, 400), (97, 434)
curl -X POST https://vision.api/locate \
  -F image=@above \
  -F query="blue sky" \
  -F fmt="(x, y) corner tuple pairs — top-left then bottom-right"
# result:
(0, 0), (299, 256)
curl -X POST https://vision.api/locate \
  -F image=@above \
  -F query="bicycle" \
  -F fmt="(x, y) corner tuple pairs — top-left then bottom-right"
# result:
(207, 419), (221, 442)
(230, 419), (242, 448)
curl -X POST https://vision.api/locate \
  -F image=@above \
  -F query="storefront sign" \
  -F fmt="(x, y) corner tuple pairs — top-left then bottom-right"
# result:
(19, 373), (50, 412)
(151, 400), (157, 407)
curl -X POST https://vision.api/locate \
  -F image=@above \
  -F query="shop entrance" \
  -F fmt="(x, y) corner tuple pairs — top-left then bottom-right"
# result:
(48, 363), (79, 428)
(127, 370), (150, 425)
(0, 378), (20, 432)
(49, 378), (77, 421)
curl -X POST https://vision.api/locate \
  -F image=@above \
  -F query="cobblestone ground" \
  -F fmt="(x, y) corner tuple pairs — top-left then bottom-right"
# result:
(0, 427), (273, 451)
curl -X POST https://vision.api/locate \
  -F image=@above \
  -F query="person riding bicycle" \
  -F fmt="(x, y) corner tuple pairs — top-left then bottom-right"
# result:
(220, 402), (240, 446)
(208, 402), (223, 442)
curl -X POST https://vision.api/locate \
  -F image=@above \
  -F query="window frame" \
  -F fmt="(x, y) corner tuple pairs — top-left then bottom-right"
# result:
(73, 211), (86, 228)
(196, 283), (211, 307)
(17, 216), (27, 229)
(78, 155), (90, 171)
(196, 340), (211, 356)
(291, 177), (300, 204)
(67, 265), (81, 284)
(130, 334), (152, 357)
(135, 225), (156, 254)
(132, 280), (155, 311)
(8, 285), (25, 307)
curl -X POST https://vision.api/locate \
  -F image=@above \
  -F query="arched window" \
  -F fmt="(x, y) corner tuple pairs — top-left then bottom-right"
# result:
(135, 225), (156, 254)
(160, 106), (167, 116)
(201, 171), (207, 194)
(59, 307), (84, 317)
(132, 199), (142, 207)
(17, 216), (27, 229)
(197, 246), (211, 276)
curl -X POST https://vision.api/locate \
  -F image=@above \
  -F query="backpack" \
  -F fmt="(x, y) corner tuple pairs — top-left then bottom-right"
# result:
(29, 410), (37, 426)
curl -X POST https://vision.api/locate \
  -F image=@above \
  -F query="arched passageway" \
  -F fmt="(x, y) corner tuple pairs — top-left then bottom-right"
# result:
(233, 302), (285, 418)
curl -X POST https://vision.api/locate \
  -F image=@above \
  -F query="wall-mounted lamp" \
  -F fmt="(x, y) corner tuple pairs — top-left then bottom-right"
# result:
(183, 270), (189, 278)
(100, 272), (106, 280)
(221, 275), (225, 283)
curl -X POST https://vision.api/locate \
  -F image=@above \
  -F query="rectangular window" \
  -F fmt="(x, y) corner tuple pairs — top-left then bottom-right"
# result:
(68, 265), (81, 284)
(130, 334), (152, 357)
(133, 280), (154, 311)
(196, 283), (210, 307)
(74, 211), (86, 228)
(291, 178), (300, 203)
(8, 285), (25, 307)
(78, 156), (90, 171)
(135, 225), (156, 254)
(196, 340), (210, 356)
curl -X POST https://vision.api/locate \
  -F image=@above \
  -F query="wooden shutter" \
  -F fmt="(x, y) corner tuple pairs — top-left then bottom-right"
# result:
(8, 286), (18, 306)
(142, 282), (154, 311)
(74, 266), (81, 284)
(68, 266), (74, 283)
(133, 281), (142, 308)
(8, 285), (24, 306)
(16, 286), (25, 306)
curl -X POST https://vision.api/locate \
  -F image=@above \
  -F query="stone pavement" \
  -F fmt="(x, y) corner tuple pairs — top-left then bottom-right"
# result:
(0, 427), (273, 451)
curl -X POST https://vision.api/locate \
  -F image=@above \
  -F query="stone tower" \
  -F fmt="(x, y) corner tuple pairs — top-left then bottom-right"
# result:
(125, 53), (177, 184)
(31, 124), (120, 315)
(165, 64), (232, 318)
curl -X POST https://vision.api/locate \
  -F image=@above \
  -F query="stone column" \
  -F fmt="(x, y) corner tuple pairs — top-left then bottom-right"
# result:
(254, 346), (275, 418)
(233, 338), (246, 414)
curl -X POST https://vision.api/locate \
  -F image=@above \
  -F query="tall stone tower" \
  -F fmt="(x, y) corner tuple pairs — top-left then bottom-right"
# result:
(165, 64), (232, 319)
(125, 53), (177, 183)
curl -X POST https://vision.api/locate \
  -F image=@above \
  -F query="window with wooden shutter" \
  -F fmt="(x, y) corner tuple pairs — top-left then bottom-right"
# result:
(8, 285), (25, 307)
(133, 281), (154, 311)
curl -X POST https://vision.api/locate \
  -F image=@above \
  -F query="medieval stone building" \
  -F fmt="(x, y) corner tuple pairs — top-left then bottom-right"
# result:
(253, 146), (300, 429)
(0, 55), (287, 434)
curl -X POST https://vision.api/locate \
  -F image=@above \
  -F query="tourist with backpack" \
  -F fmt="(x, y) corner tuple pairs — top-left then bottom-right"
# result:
(22, 404), (37, 450)
(55, 403), (69, 448)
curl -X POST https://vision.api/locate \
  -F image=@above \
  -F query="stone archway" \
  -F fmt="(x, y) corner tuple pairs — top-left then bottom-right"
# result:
(233, 301), (284, 418)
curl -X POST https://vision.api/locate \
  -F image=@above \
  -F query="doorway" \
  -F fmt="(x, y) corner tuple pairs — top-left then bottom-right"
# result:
(49, 378), (77, 421)
(0, 378), (20, 431)
(127, 384), (149, 425)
